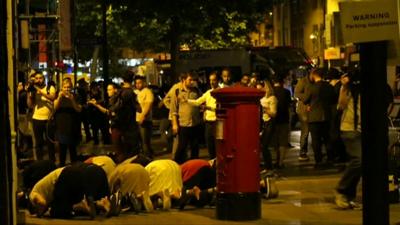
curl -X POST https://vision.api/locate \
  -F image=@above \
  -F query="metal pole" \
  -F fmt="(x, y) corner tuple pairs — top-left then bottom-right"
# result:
(72, 0), (77, 87)
(101, 0), (109, 88)
(0, 0), (16, 224)
(360, 41), (389, 225)
(26, 0), (31, 67)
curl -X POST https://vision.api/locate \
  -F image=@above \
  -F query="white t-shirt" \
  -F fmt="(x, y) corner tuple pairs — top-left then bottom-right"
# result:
(260, 95), (278, 122)
(135, 87), (154, 122)
(29, 167), (65, 205)
(32, 86), (56, 121)
(340, 95), (361, 132)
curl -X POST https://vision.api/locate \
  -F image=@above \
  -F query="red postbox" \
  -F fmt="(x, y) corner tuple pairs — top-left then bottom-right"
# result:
(211, 86), (264, 221)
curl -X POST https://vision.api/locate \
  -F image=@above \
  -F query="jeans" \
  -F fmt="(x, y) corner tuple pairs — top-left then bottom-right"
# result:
(174, 126), (200, 164)
(298, 113), (309, 155)
(139, 120), (153, 158)
(159, 119), (173, 152)
(59, 143), (78, 167)
(330, 110), (347, 161)
(261, 120), (275, 170)
(32, 119), (55, 162)
(111, 127), (140, 163)
(309, 121), (332, 164)
(336, 131), (362, 200)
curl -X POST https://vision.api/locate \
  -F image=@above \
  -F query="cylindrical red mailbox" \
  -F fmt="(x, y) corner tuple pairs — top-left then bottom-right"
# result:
(211, 86), (264, 221)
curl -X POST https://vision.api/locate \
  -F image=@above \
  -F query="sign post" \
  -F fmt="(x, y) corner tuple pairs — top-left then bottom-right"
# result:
(340, 0), (399, 43)
(339, 1), (399, 224)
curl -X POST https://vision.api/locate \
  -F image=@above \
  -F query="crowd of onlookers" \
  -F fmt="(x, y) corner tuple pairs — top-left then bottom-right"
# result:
(17, 64), (385, 218)
(15, 68), (274, 219)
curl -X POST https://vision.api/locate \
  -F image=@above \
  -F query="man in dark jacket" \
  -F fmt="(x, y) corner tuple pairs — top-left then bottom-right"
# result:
(303, 68), (336, 168)
(108, 71), (141, 163)
(294, 73), (312, 161)
(89, 71), (141, 163)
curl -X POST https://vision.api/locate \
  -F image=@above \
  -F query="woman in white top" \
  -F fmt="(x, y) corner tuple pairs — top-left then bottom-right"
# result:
(260, 80), (278, 171)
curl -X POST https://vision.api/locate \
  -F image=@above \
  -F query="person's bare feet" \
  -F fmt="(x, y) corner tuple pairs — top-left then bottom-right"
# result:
(96, 197), (111, 215)
(192, 186), (201, 200)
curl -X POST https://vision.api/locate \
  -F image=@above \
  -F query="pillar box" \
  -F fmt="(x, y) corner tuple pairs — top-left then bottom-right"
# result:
(211, 86), (264, 221)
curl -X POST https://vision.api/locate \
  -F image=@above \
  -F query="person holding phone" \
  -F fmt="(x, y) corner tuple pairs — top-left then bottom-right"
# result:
(54, 78), (82, 166)
(27, 72), (57, 161)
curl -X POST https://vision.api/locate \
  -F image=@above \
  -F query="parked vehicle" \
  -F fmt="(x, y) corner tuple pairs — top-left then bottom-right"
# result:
(175, 46), (314, 82)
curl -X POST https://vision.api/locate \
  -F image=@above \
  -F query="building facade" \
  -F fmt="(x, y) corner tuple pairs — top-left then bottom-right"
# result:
(273, 0), (325, 66)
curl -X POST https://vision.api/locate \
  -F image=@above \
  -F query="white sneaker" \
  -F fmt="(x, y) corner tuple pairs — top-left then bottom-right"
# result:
(349, 201), (362, 210)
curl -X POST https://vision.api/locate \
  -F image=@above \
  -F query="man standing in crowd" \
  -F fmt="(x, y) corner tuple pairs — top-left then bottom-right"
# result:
(294, 72), (312, 161)
(326, 68), (347, 163)
(27, 72), (56, 162)
(303, 68), (336, 168)
(163, 75), (185, 158)
(272, 76), (292, 169)
(17, 81), (32, 155)
(171, 72), (202, 164)
(219, 68), (232, 88)
(334, 72), (362, 209)
(109, 71), (141, 163)
(76, 78), (92, 143)
(240, 74), (250, 86)
(89, 71), (141, 163)
(188, 71), (219, 159)
(134, 75), (155, 159)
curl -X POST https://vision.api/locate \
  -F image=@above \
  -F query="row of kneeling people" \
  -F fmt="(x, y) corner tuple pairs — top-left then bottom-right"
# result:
(18, 155), (275, 219)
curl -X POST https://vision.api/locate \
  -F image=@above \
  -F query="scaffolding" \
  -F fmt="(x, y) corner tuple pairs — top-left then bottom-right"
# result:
(17, 0), (64, 77)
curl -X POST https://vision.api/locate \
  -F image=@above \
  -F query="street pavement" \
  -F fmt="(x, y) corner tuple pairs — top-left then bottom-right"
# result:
(22, 131), (400, 225)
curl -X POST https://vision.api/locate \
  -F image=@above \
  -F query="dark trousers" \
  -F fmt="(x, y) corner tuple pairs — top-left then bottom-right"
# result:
(174, 126), (200, 164)
(59, 143), (78, 167)
(111, 127), (140, 163)
(309, 121), (332, 164)
(139, 121), (153, 158)
(32, 119), (55, 162)
(330, 111), (347, 161)
(336, 131), (361, 200)
(298, 113), (309, 155)
(80, 108), (92, 141)
(159, 119), (173, 152)
(50, 163), (110, 218)
(91, 116), (110, 145)
(261, 120), (275, 170)
(205, 122), (216, 159)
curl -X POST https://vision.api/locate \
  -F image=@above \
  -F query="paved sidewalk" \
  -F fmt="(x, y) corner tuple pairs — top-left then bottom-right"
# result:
(22, 131), (400, 225)
(23, 174), (400, 225)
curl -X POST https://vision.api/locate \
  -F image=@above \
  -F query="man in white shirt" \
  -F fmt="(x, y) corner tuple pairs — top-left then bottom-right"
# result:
(188, 72), (219, 159)
(29, 167), (65, 216)
(27, 72), (56, 162)
(135, 75), (155, 159)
